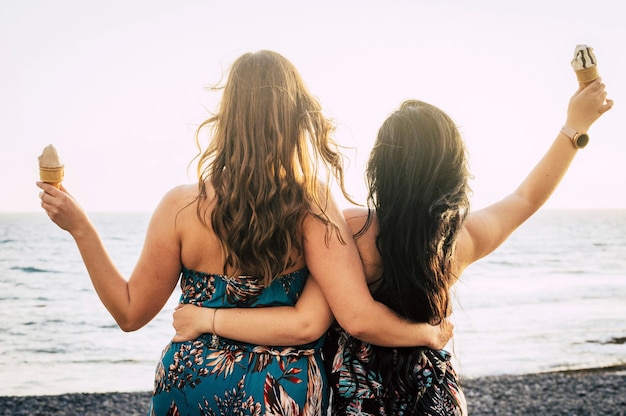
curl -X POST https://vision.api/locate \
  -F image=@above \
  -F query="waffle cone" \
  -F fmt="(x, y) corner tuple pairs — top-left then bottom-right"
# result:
(575, 66), (599, 84)
(39, 166), (64, 189)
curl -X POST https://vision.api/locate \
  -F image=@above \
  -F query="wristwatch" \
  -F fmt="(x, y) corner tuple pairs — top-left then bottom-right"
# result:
(560, 125), (589, 149)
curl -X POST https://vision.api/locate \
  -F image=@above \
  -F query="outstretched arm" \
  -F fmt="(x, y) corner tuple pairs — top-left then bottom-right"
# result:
(457, 79), (613, 270)
(37, 184), (189, 331)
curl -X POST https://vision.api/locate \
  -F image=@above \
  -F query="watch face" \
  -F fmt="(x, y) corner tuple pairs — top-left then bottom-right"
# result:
(576, 134), (590, 148)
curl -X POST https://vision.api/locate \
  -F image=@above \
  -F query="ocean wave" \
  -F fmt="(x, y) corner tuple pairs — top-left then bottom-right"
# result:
(66, 358), (148, 364)
(25, 347), (68, 354)
(586, 336), (626, 345)
(10, 266), (56, 274)
(12, 356), (153, 365)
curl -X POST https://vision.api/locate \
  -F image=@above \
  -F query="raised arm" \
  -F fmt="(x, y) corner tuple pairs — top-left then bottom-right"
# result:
(37, 183), (188, 331)
(457, 79), (613, 270)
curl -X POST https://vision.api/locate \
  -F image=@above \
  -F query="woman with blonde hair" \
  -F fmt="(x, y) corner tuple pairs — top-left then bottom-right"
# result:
(38, 50), (450, 415)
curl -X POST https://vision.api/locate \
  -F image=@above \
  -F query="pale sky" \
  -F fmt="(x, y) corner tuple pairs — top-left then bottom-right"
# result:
(1, 0), (624, 213)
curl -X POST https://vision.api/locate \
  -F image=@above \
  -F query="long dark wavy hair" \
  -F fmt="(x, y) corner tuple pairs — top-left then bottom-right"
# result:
(365, 100), (471, 324)
(193, 50), (350, 285)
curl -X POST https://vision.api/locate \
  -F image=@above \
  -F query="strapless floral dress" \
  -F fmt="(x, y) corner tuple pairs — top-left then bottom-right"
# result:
(150, 266), (328, 416)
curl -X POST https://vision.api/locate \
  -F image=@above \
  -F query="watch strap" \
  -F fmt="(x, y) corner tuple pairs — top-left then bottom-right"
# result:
(560, 125), (588, 149)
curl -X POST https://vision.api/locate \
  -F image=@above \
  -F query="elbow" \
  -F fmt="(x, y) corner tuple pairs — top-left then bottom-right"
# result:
(119, 323), (140, 333)
(294, 320), (330, 344)
(291, 313), (333, 344)
(336, 317), (370, 341)
(115, 314), (145, 333)
(117, 320), (141, 332)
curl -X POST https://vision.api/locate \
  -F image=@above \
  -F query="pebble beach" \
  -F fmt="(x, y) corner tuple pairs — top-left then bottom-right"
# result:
(2, 366), (625, 416)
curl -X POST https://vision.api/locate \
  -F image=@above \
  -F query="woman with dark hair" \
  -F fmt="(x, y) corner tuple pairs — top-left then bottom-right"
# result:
(37, 50), (450, 415)
(326, 100), (473, 415)
(324, 80), (611, 415)
(172, 76), (612, 415)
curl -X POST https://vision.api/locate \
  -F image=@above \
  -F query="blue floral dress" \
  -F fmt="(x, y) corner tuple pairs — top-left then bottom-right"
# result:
(150, 266), (328, 416)
(324, 324), (467, 416)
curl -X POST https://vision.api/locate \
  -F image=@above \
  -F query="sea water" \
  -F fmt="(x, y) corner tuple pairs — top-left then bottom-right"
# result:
(1, 210), (625, 396)
(451, 209), (626, 377)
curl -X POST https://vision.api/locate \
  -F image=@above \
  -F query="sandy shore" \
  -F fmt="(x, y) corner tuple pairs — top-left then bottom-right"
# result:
(1, 366), (625, 415)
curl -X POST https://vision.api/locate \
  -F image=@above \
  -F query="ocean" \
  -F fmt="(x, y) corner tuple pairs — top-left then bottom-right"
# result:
(1, 210), (625, 397)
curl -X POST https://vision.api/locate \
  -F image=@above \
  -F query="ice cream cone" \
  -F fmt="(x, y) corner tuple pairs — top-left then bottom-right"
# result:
(571, 44), (600, 86)
(574, 66), (599, 84)
(38, 144), (64, 189)
(39, 166), (64, 189)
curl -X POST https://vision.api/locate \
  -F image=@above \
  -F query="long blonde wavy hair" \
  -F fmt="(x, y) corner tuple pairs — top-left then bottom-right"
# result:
(194, 50), (350, 286)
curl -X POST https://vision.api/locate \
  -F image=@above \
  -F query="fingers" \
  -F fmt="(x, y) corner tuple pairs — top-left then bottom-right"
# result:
(39, 189), (55, 214)
(600, 98), (615, 115)
(586, 78), (604, 90)
(579, 79), (606, 98)
(442, 317), (454, 330)
(171, 310), (181, 342)
(576, 78), (613, 118)
(577, 78), (600, 93)
(595, 83), (613, 115)
(38, 183), (62, 215)
(37, 181), (71, 200)
(442, 318), (454, 338)
(36, 181), (59, 194)
(583, 79), (605, 98)
(431, 318), (454, 349)
(37, 182), (63, 210)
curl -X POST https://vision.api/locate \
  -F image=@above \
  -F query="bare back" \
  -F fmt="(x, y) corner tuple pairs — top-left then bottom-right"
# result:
(343, 207), (384, 287)
(172, 183), (307, 276)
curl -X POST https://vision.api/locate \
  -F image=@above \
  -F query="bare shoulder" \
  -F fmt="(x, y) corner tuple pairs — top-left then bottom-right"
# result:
(148, 184), (200, 227)
(342, 207), (382, 283)
(161, 184), (198, 205)
(342, 207), (371, 235)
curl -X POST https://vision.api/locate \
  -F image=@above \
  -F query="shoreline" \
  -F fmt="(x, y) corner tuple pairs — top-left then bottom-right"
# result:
(2, 366), (625, 415)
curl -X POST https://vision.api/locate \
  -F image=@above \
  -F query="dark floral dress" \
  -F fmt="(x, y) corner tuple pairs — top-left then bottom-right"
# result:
(150, 267), (328, 416)
(324, 325), (467, 416)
